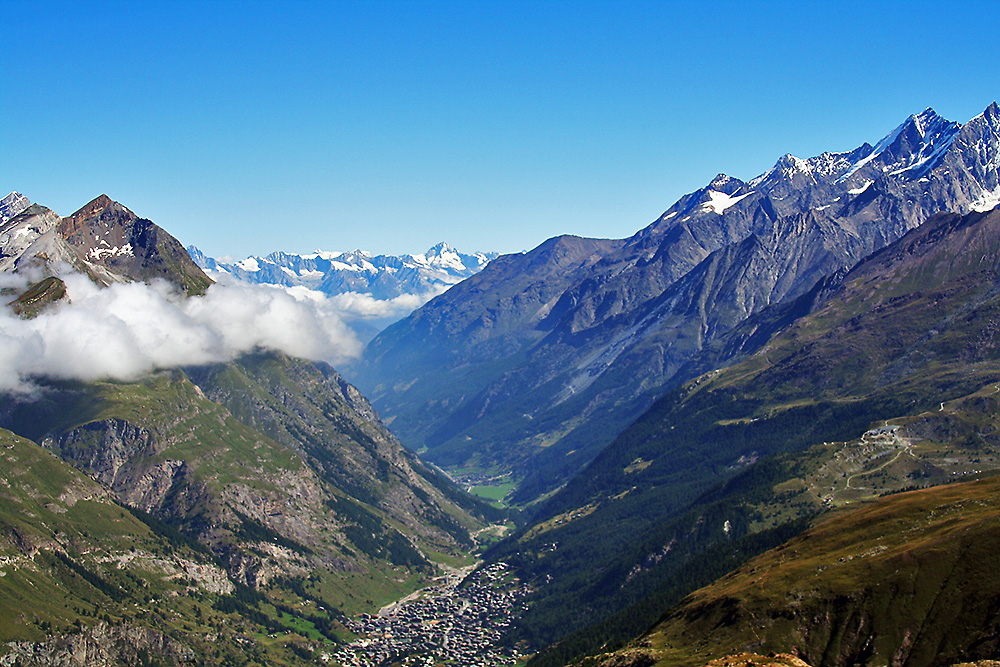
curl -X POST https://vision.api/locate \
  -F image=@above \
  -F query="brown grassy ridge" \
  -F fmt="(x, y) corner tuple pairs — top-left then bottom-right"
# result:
(588, 475), (1000, 667)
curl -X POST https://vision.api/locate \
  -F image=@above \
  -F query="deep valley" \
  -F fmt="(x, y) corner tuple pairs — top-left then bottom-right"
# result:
(7, 102), (1000, 667)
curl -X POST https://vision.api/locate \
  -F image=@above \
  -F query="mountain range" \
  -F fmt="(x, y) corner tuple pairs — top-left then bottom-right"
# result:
(499, 203), (1000, 663)
(352, 103), (1000, 503)
(346, 101), (1000, 665)
(9, 102), (1000, 667)
(188, 243), (496, 301)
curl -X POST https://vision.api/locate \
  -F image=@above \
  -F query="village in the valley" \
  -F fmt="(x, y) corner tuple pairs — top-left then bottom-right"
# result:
(329, 561), (529, 667)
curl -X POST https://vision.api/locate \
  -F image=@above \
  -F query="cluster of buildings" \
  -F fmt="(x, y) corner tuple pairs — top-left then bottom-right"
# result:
(329, 562), (528, 666)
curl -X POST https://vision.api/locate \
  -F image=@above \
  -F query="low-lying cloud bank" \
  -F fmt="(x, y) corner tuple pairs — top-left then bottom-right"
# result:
(0, 273), (431, 394)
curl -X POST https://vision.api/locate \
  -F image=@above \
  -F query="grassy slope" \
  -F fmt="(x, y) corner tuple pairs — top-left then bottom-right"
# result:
(0, 427), (346, 666)
(626, 475), (1000, 667)
(0, 361), (488, 637)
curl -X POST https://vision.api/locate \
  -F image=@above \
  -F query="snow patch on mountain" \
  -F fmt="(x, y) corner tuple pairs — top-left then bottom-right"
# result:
(237, 257), (262, 272)
(971, 185), (1000, 213)
(848, 181), (873, 195)
(701, 190), (754, 215)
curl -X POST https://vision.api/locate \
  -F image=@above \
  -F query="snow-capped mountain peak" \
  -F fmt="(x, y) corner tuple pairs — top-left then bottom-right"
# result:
(839, 107), (960, 183)
(188, 243), (498, 302)
(0, 192), (31, 225)
(646, 101), (1000, 251)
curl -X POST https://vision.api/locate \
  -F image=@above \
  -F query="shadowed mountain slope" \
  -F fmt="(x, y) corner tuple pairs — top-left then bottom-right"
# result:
(354, 104), (1000, 504)
(493, 204), (1000, 661)
(584, 475), (1000, 667)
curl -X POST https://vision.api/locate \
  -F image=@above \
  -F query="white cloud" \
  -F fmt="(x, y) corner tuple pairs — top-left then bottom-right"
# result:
(281, 283), (444, 325)
(0, 274), (367, 394)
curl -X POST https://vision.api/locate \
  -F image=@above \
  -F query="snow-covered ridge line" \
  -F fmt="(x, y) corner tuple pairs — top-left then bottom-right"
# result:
(188, 242), (498, 303)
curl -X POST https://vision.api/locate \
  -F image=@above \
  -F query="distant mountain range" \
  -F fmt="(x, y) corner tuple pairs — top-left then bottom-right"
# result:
(353, 102), (1000, 503)
(188, 243), (497, 302)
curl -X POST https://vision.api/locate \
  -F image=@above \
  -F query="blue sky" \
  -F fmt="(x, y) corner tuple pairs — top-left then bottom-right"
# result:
(4, 0), (1000, 259)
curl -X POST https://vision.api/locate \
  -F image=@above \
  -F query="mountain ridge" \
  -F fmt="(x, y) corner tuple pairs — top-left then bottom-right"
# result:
(188, 241), (497, 302)
(354, 102), (1000, 504)
(499, 203), (1000, 663)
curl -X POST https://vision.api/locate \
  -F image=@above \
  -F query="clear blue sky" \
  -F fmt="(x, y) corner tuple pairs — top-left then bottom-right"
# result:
(4, 0), (999, 259)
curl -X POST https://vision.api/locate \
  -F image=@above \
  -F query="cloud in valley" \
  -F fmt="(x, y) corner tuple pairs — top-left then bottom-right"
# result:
(0, 273), (380, 393)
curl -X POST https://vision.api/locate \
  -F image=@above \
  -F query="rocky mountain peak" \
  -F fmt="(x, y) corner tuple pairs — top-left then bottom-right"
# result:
(425, 241), (456, 256)
(65, 193), (135, 225)
(0, 194), (213, 297)
(58, 196), (141, 254)
(0, 191), (31, 224)
(985, 100), (1000, 122)
(843, 106), (960, 181)
(708, 173), (745, 194)
(72, 194), (128, 219)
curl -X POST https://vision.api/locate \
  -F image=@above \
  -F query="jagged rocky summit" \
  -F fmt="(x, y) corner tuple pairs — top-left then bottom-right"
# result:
(0, 194), (213, 301)
(0, 192), (30, 224)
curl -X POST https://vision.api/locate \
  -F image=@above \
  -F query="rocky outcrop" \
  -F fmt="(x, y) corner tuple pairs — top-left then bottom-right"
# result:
(43, 419), (207, 523)
(1, 623), (192, 667)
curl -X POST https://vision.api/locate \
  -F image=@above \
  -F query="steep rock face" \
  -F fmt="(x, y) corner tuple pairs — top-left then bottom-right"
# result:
(354, 103), (1000, 501)
(1, 622), (192, 667)
(42, 418), (204, 519)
